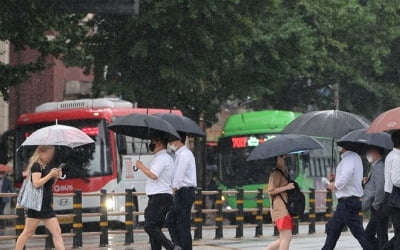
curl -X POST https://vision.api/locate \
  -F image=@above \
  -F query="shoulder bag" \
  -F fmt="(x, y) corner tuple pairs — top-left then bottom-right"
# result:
(16, 171), (43, 211)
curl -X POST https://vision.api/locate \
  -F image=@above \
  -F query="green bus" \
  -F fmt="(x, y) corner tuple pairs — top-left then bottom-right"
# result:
(217, 110), (334, 220)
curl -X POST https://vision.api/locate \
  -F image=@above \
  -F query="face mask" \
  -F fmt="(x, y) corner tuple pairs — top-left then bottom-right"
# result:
(366, 154), (374, 163)
(168, 143), (178, 152)
(149, 143), (156, 152)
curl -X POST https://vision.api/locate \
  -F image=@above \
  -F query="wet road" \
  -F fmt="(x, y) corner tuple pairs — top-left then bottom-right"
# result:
(0, 223), (393, 249)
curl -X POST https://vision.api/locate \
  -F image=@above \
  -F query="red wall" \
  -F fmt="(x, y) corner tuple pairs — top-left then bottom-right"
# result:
(8, 47), (93, 128)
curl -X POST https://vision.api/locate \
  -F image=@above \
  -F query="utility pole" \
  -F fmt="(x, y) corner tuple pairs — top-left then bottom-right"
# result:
(198, 112), (207, 189)
(333, 83), (339, 110)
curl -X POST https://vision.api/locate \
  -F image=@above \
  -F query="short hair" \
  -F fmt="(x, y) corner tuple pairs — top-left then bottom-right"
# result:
(178, 132), (187, 144)
(392, 130), (400, 148)
(152, 136), (168, 148)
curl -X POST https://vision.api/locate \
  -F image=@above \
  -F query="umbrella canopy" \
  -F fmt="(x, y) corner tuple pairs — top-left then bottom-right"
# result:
(282, 110), (370, 139)
(20, 124), (95, 148)
(337, 128), (393, 151)
(154, 113), (206, 137)
(247, 134), (324, 161)
(368, 107), (400, 133)
(0, 164), (12, 173)
(108, 113), (181, 141)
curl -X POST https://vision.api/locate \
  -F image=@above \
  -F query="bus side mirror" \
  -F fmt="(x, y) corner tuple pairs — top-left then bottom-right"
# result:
(116, 134), (127, 155)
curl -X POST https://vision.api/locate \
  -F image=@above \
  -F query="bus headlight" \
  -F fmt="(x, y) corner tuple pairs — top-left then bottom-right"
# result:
(106, 198), (115, 211)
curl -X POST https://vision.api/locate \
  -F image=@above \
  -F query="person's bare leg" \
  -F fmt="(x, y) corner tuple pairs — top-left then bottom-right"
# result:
(43, 217), (65, 250)
(278, 230), (292, 250)
(265, 238), (280, 250)
(15, 218), (40, 250)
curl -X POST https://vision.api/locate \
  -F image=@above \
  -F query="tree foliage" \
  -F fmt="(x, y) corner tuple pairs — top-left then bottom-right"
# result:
(86, 0), (400, 121)
(2, 0), (400, 122)
(0, 0), (89, 100)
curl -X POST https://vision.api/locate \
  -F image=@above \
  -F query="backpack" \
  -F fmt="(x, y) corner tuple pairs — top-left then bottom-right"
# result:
(272, 168), (305, 217)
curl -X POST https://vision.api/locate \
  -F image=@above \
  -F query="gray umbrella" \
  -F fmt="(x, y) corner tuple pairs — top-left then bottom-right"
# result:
(154, 113), (206, 137)
(282, 110), (370, 139)
(282, 110), (370, 171)
(247, 134), (324, 161)
(108, 113), (181, 141)
(337, 128), (393, 150)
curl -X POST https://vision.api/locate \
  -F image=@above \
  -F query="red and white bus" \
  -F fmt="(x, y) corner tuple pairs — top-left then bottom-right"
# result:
(13, 98), (182, 226)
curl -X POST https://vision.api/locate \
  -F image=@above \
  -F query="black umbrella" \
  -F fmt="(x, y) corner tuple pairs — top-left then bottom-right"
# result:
(108, 113), (181, 141)
(337, 128), (393, 151)
(154, 113), (206, 137)
(247, 134), (324, 162)
(282, 110), (370, 139)
(282, 110), (370, 171)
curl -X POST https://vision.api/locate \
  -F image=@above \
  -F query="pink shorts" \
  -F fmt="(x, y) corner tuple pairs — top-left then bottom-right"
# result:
(274, 215), (293, 231)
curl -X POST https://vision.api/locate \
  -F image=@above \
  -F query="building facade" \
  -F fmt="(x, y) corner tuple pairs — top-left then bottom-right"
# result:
(8, 48), (93, 129)
(0, 41), (9, 134)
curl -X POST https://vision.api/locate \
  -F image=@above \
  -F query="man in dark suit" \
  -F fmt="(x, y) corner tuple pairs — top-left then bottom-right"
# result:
(0, 172), (13, 228)
(362, 146), (388, 250)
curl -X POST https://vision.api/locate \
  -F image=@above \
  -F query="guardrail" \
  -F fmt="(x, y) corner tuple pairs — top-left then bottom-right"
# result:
(0, 188), (339, 248)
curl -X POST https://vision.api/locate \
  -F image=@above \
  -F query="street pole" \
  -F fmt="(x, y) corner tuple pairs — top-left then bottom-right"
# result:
(199, 112), (207, 189)
(333, 83), (339, 110)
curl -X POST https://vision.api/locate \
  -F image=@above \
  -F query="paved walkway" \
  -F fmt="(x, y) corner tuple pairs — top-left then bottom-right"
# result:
(0, 223), (394, 249)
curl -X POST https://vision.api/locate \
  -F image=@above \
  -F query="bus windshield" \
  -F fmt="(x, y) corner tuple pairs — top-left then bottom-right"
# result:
(217, 135), (299, 187)
(14, 119), (112, 183)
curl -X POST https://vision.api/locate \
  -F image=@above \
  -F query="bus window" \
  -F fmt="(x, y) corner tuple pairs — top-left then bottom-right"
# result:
(116, 134), (127, 155)
(310, 160), (316, 177)
(218, 135), (299, 187)
(316, 162), (322, 176)
(308, 138), (338, 177)
(117, 135), (151, 155)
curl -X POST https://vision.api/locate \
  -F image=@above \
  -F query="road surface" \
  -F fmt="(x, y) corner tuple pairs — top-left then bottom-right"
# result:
(0, 223), (394, 249)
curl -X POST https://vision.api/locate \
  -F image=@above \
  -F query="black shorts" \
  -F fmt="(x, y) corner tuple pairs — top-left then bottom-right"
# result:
(27, 208), (56, 219)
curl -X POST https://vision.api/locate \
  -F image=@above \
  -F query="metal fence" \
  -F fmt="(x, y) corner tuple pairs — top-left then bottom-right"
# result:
(0, 188), (340, 248)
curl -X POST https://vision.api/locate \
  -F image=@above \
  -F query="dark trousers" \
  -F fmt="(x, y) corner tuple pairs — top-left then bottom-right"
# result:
(365, 207), (389, 250)
(0, 203), (5, 227)
(167, 187), (195, 250)
(322, 197), (372, 250)
(144, 193), (174, 250)
(384, 207), (400, 250)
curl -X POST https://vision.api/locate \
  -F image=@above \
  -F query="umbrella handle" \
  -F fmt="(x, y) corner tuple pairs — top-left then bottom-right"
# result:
(133, 166), (139, 172)
(60, 174), (66, 180)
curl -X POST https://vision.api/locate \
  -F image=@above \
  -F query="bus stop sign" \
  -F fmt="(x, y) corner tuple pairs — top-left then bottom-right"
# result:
(56, 0), (139, 15)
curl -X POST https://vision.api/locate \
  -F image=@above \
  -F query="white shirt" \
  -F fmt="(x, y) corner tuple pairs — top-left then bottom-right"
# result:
(384, 148), (400, 193)
(145, 149), (174, 195)
(172, 146), (197, 190)
(334, 151), (364, 199)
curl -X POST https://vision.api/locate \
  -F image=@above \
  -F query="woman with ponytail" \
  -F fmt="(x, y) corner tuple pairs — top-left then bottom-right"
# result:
(15, 145), (64, 250)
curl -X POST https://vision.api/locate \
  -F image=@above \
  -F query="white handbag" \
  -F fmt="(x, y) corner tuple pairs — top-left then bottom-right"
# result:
(16, 175), (43, 211)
